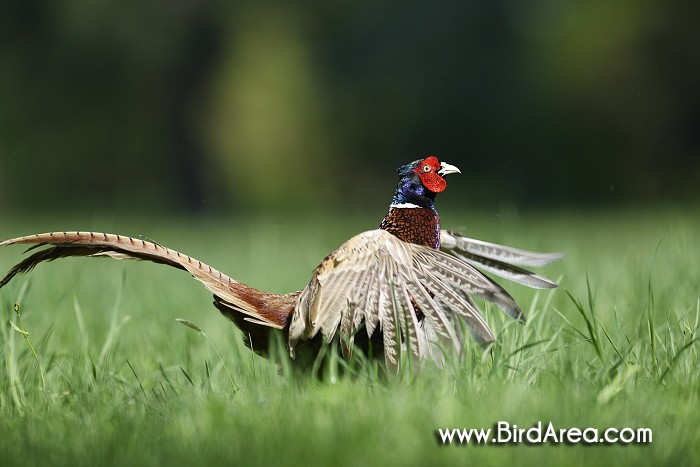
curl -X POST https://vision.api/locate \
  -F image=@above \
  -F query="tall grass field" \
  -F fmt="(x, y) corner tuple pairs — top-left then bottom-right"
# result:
(1, 207), (698, 466)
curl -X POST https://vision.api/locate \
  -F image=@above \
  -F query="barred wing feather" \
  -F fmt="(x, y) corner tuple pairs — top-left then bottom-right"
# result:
(440, 230), (564, 289)
(289, 229), (520, 369)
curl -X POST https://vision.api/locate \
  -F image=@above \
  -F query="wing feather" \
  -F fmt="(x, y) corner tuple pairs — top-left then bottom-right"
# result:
(363, 265), (382, 336)
(440, 230), (563, 289)
(403, 279), (460, 353)
(441, 231), (564, 267)
(289, 229), (521, 363)
(397, 277), (426, 360)
(416, 268), (495, 343)
(411, 246), (523, 320)
(380, 261), (401, 370)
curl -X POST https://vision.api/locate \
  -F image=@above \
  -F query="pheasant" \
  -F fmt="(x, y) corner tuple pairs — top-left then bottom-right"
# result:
(0, 156), (562, 370)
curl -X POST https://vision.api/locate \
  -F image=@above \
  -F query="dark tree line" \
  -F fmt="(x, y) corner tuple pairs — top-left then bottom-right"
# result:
(1, 0), (698, 212)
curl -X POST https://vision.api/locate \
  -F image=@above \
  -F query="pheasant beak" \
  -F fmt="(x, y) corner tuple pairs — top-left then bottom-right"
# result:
(438, 162), (461, 176)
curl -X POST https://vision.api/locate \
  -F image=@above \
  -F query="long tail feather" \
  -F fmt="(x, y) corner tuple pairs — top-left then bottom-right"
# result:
(0, 232), (292, 329)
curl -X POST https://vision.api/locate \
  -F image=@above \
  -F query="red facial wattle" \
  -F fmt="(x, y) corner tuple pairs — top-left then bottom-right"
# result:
(412, 156), (447, 193)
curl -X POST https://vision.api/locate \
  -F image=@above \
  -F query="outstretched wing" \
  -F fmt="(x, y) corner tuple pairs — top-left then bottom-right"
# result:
(288, 229), (520, 370)
(440, 230), (564, 290)
(0, 231), (292, 329)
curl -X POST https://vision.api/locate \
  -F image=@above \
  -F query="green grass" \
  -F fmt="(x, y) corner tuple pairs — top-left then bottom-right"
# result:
(0, 207), (699, 466)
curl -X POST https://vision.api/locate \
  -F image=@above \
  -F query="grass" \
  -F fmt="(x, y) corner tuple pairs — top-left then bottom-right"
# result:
(0, 206), (699, 466)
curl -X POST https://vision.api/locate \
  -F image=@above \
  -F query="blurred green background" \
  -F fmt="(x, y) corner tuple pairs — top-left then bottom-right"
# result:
(1, 0), (698, 215)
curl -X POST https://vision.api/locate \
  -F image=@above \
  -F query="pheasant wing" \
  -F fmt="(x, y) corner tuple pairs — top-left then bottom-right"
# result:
(289, 229), (517, 369)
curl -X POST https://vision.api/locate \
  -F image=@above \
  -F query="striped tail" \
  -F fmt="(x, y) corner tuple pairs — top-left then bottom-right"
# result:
(0, 231), (295, 330)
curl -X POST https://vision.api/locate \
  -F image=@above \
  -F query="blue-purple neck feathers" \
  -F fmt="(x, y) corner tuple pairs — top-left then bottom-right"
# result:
(390, 171), (436, 210)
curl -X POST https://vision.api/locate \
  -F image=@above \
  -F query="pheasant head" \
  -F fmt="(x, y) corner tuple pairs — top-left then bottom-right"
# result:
(391, 156), (461, 209)
(380, 156), (461, 249)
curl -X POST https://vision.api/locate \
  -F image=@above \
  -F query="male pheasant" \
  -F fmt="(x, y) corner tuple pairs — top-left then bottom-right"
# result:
(0, 156), (562, 370)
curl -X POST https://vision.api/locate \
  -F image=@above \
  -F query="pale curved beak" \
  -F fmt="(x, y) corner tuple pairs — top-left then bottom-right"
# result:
(438, 161), (461, 176)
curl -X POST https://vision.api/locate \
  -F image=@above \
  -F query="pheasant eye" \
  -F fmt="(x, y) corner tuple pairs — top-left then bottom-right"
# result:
(422, 165), (432, 173)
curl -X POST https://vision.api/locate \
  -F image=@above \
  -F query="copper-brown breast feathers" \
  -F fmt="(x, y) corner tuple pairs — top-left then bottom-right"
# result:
(379, 207), (441, 249)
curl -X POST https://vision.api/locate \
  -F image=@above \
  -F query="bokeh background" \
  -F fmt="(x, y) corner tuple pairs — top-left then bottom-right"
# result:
(2, 0), (699, 216)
